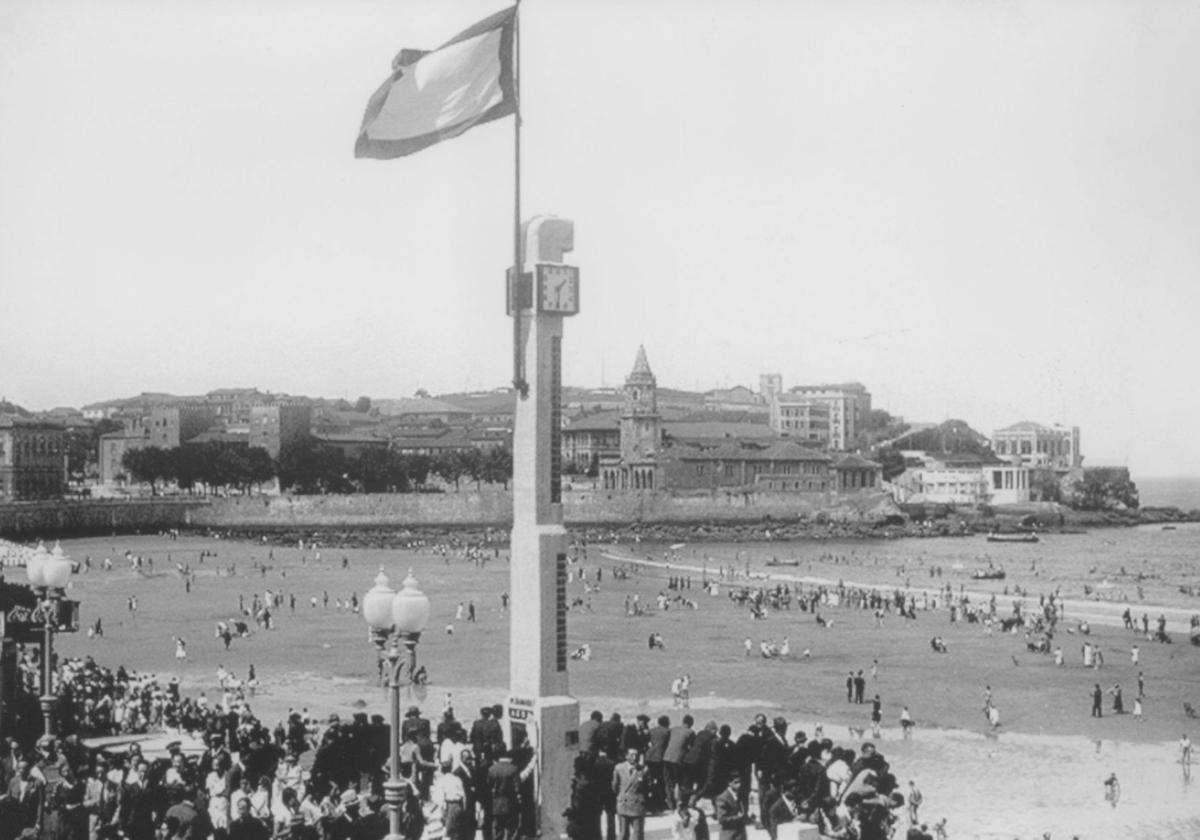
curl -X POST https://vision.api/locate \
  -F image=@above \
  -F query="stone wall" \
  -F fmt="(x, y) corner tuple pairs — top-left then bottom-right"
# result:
(0, 489), (901, 538)
(0, 499), (209, 539)
(190, 488), (899, 528)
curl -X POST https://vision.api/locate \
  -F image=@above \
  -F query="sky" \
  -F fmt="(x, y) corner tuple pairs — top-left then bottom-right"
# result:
(2, 1), (1199, 478)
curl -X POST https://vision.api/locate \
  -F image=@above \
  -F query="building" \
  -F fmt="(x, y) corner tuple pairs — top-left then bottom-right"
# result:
(561, 411), (621, 473)
(597, 350), (880, 494)
(204, 388), (274, 423)
(763, 379), (872, 450)
(97, 424), (151, 486)
(148, 406), (217, 449)
(601, 346), (662, 491)
(374, 397), (473, 425)
(661, 440), (835, 491)
(0, 416), (68, 501)
(992, 422), (1081, 471)
(249, 404), (312, 460)
(891, 453), (1030, 506)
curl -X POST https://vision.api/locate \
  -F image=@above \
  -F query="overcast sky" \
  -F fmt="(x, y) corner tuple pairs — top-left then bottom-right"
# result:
(3, 1), (1199, 477)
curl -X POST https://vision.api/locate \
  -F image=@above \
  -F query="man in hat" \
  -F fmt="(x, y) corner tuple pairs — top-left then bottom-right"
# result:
(325, 791), (363, 840)
(400, 707), (427, 742)
(227, 796), (270, 840)
(487, 750), (522, 840)
(470, 708), (504, 765)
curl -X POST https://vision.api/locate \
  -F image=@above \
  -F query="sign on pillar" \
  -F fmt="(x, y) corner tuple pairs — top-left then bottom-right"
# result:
(507, 215), (581, 839)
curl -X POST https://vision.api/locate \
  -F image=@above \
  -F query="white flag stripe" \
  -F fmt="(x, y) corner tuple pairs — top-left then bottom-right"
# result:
(367, 28), (505, 142)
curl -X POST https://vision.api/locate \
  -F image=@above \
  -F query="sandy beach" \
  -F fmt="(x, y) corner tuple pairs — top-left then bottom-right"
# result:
(29, 527), (1200, 839)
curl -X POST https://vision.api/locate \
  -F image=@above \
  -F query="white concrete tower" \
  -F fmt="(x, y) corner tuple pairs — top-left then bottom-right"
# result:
(506, 215), (580, 839)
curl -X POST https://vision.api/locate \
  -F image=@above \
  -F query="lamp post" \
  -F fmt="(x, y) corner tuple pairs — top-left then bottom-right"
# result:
(26, 541), (72, 736)
(363, 568), (430, 840)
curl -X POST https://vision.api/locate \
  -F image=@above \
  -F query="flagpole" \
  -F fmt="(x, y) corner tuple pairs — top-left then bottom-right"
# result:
(512, 0), (527, 399)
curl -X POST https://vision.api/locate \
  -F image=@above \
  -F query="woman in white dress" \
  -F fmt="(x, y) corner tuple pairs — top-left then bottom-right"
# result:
(206, 753), (233, 840)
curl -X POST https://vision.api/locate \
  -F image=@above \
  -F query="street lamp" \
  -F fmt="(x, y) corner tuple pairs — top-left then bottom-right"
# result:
(363, 568), (430, 840)
(26, 541), (72, 736)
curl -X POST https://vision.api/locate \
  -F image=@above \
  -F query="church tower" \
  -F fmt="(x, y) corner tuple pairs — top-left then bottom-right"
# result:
(615, 345), (661, 489)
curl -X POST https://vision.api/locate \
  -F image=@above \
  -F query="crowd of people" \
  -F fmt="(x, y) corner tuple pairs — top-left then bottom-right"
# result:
(0, 651), (547, 840)
(566, 709), (924, 840)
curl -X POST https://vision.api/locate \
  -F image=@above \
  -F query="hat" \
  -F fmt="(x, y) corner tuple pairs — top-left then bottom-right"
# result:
(406, 706), (421, 717)
(327, 714), (341, 724)
(340, 791), (359, 807)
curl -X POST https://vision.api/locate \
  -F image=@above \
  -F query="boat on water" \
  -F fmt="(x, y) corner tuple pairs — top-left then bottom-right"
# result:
(986, 532), (1039, 544)
(971, 568), (1007, 580)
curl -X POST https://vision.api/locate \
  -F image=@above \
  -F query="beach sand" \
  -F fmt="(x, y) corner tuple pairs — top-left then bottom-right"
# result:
(33, 530), (1200, 838)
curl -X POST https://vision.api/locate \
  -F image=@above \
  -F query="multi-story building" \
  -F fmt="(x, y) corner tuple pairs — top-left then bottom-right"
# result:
(249, 404), (312, 460)
(562, 411), (621, 473)
(763, 379), (872, 451)
(891, 453), (1031, 506)
(98, 421), (151, 486)
(205, 388), (273, 424)
(148, 406), (217, 449)
(0, 416), (68, 500)
(601, 346), (662, 491)
(770, 400), (831, 445)
(597, 351), (881, 493)
(992, 422), (1081, 471)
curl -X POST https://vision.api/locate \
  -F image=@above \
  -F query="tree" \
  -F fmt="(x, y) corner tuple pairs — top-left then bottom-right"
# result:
(401, 454), (432, 489)
(1030, 468), (1063, 503)
(1068, 469), (1139, 511)
(432, 450), (472, 491)
(277, 440), (350, 494)
(480, 445), (513, 489)
(171, 445), (207, 494)
(872, 446), (908, 482)
(65, 418), (123, 482)
(122, 447), (171, 494)
(354, 396), (372, 413)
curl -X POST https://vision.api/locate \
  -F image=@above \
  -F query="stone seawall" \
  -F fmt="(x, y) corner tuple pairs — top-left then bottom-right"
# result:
(189, 488), (900, 528)
(0, 490), (901, 539)
(0, 499), (210, 539)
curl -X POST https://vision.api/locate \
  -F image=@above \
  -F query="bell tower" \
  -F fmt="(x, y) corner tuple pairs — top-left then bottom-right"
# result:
(618, 346), (661, 489)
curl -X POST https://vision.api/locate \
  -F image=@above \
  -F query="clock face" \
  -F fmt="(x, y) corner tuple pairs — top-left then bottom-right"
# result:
(537, 264), (579, 315)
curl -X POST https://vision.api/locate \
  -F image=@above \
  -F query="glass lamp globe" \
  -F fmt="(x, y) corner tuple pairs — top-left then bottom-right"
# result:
(26, 542), (48, 588)
(362, 568), (396, 630)
(391, 571), (431, 634)
(44, 542), (72, 589)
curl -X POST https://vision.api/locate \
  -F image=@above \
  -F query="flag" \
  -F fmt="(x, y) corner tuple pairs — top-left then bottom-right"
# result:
(355, 5), (517, 160)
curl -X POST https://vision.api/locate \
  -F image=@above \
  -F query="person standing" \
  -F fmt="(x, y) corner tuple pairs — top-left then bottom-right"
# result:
(907, 780), (923, 827)
(643, 716), (670, 814)
(713, 776), (747, 840)
(488, 750), (522, 840)
(854, 671), (866, 704)
(662, 716), (694, 812)
(1091, 684), (1103, 718)
(845, 672), (854, 703)
(612, 749), (648, 840)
